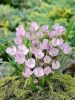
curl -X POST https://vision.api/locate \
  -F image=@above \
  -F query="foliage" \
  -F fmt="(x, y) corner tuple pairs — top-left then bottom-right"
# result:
(0, 74), (75, 100)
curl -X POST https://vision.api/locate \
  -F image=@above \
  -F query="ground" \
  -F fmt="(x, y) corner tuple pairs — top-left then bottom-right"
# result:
(0, 74), (75, 100)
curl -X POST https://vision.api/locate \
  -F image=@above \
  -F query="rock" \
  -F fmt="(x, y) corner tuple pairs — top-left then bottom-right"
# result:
(0, 75), (75, 100)
(0, 62), (15, 78)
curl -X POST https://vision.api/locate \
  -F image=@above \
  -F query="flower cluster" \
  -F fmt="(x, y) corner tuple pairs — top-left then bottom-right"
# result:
(6, 22), (72, 79)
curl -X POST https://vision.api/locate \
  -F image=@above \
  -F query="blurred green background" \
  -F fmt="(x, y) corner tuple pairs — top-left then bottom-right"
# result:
(0, 0), (75, 78)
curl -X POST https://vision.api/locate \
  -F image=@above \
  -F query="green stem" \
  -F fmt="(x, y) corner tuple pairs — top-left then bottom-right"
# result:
(30, 77), (36, 91)
(41, 76), (45, 88)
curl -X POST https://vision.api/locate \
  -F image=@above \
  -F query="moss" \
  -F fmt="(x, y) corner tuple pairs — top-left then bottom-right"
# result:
(0, 75), (75, 100)
(51, 75), (75, 100)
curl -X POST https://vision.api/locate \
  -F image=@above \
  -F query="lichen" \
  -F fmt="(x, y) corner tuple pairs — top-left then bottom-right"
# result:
(0, 75), (75, 100)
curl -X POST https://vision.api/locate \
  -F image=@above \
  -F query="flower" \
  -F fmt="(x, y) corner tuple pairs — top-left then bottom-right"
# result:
(36, 31), (44, 38)
(52, 60), (60, 69)
(34, 49), (44, 59)
(48, 31), (59, 38)
(32, 39), (39, 47)
(30, 47), (44, 59)
(30, 47), (37, 54)
(14, 37), (22, 45)
(18, 44), (29, 55)
(43, 55), (51, 64)
(6, 46), (16, 56)
(30, 22), (39, 31)
(53, 24), (66, 35)
(33, 67), (44, 77)
(22, 67), (33, 77)
(52, 38), (64, 46)
(63, 47), (72, 54)
(16, 25), (25, 37)
(60, 42), (72, 54)
(63, 44), (72, 54)
(44, 66), (52, 75)
(40, 25), (48, 33)
(25, 58), (35, 68)
(49, 48), (59, 57)
(15, 51), (25, 64)
(41, 39), (49, 50)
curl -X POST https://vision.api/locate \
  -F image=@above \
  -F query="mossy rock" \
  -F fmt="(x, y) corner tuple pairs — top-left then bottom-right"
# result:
(0, 75), (75, 100)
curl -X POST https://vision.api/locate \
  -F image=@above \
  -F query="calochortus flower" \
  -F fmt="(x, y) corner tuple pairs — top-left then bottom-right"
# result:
(36, 31), (44, 38)
(61, 42), (72, 54)
(34, 49), (44, 59)
(33, 67), (44, 77)
(18, 44), (29, 55)
(48, 31), (59, 38)
(25, 32), (34, 40)
(30, 22), (39, 31)
(41, 39), (49, 50)
(52, 23), (66, 35)
(44, 66), (52, 75)
(52, 38), (63, 46)
(32, 39), (39, 47)
(16, 25), (25, 37)
(22, 67), (33, 78)
(6, 46), (16, 56)
(40, 25), (48, 33)
(14, 37), (22, 45)
(25, 58), (35, 68)
(15, 51), (25, 64)
(52, 60), (60, 69)
(6, 22), (72, 81)
(49, 48), (59, 57)
(43, 55), (51, 64)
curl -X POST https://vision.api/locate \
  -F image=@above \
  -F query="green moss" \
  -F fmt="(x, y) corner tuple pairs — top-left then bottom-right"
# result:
(0, 75), (75, 100)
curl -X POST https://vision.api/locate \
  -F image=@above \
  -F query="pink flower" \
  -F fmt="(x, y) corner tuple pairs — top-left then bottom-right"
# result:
(22, 67), (33, 78)
(25, 58), (35, 68)
(16, 25), (25, 37)
(43, 55), (51, 64)
(30, 22), (39, 31)
(6, 46), (16, 55)
(44, 66), (52, 75)
(48, 31), (59, 38)
(30, 47), (44, 59)
(53, 24), (66, 35)
(26, 32), (35, 40)
(52, 60), (60, 69)
(32, 39), (39, 47)
(49, 48), (59, 57)
(52, 38), (64, 46)
(40, 25), (48, 33)
(34, 49), (44, 59)
(15, 51), (25, 64)
(18, 44), (29, 55)
(40, 39), (49, 50)
(62, 43), (72, 54)
(63, 47), (72, 54)
(36, 31), (44, 38)
(14, 37), (22, 45)
(33, 67), (44, 77)
(30, 47), (37, 54)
